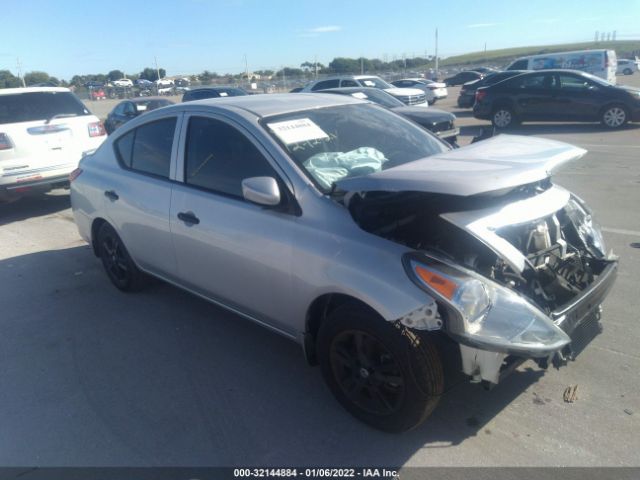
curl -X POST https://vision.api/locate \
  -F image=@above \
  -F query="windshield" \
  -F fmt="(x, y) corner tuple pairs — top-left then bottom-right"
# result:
(357, 77), (393, 89)
(263, 104), (449, 192)
(0, 91), (90, 125)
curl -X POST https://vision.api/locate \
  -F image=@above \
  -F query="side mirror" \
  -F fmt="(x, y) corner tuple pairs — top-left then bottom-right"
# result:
(242, 177), (281, 206)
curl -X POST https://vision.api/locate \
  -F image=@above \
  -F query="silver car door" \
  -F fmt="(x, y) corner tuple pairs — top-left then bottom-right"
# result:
(104, 115), (182, 279)
(169, 113), (297, 336)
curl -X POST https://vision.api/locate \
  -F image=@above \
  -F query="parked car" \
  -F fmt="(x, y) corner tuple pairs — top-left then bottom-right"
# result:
(71, 93), (617, 432)
(506, 49), (617, 84)
(457, 71), (528, 108)
(320, 87), (459, 143)
(135, 79), (154, 89)
(473, 69), (640, 129)
(443, 71), (484, 86)
(104, 97), (174, 134)
(391, 78), (448, 104)
(112, 78), (134, 88)
(301, 75), (428, 106)
(616, 59), (638, 75)
(182, 86), (248, 102)
(88, 87), (106, 101)
(0, 87), (106, 201)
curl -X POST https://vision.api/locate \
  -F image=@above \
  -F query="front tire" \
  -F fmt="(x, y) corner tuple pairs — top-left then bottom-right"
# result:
(97, 222), (146, 292)
(317, 304), (444, 433)
(623, 68), (632, 75)
(601, 105), (628, 129)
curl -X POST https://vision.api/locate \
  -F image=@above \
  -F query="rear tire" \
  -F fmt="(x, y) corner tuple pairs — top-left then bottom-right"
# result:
(491, 106), (517, 129)
(317, 303), (444, 433)
(97, 222), (146, 292)
(601, 104), (628, 129)
(623, 68), (632, 75)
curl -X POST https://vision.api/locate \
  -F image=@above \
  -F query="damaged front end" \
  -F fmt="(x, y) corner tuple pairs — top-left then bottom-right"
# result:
(337, 136), (618, 386)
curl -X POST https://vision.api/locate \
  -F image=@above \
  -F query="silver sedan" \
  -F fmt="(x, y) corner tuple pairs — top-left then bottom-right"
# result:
(71, 94), (617, 432)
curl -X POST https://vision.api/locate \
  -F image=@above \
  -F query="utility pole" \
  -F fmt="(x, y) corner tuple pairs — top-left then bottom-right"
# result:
(360, 57), (364, 75)
(314, 54), (318, 80)
(484, 42), (487, 53)
(244, 54), (249, 82)
(281, 66), (286, 91)
(434, 28), (439, 79)
(16, 57), (26, 87)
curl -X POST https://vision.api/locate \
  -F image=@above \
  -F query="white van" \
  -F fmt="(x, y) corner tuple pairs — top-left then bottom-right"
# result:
(507, 49), (617, 84)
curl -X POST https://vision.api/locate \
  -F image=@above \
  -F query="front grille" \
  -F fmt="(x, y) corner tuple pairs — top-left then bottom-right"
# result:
(567, 311), (603, 359)
(398, 93), (426, 105)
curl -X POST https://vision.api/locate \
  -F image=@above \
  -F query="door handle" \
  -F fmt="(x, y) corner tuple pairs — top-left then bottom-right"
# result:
(177, 211), (200, 225)
(104, 190), (119, 201)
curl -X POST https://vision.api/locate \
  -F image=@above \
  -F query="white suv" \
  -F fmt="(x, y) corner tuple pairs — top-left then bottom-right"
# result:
(0, 87), (106, 201)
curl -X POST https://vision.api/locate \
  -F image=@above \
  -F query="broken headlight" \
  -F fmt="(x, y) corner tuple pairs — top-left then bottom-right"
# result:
(565, 195), (606, 257)
(403, 253), (570, 356)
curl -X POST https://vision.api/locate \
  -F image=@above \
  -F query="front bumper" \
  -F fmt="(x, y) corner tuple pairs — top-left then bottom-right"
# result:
(434, 127), (460, 141)
(459, 259), (617, 384)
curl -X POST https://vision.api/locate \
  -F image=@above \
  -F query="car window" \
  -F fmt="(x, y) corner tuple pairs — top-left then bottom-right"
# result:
(509, 59), (529, 70)
(512, 73), (554, 89)
(113, 103), (126, 116)
(184, 116), (278, 198)
(558, 74), (595, 90)
(340, 79), (359, 87)
(311, 79), (340, 91)
(123, 102), (136, 115)
(0, 91), (90, 125)
(114, 118), (176, 177)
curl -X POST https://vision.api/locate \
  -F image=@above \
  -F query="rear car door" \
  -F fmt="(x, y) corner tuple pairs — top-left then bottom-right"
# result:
(511, 73), (557, 120)
(170, 114), (296, 334)
(105, 115), (180, 278)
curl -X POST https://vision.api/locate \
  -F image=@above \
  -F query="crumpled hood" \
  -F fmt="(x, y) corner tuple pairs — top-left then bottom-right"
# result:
(336, 135), (587, 197)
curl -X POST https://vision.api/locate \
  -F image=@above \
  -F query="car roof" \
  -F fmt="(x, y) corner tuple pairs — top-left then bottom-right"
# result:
(0, 87), (71, 95)
(165, 92), (365, 118)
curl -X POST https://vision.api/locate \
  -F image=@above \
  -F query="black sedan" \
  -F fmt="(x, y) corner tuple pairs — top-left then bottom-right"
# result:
(443, 71), (483, 86)
(182, 86), (248, 102)
(457, 70), (528, 108)
(104, 97), (174, 134)
(473, 69), (640, 129)
(319, 87), (459, 143)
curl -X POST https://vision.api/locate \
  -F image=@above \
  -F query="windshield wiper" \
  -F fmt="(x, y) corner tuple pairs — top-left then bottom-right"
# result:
(45, 113), (78, 124)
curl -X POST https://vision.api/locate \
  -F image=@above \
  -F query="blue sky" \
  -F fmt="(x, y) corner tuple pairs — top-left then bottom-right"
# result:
(3, 0), (639, 80)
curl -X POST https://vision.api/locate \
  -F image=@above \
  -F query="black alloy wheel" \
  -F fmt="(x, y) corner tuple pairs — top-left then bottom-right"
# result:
(97, 222), (146, 291)
(318, 303), (444, 432)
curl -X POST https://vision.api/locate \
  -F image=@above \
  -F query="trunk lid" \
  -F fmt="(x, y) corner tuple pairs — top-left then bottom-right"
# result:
(335, 135), (586, 197)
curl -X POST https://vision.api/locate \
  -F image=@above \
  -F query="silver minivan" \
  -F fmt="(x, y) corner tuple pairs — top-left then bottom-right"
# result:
(71, 94), (617, 432)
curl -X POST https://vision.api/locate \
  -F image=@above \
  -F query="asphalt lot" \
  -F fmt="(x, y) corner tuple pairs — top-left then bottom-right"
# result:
(0, 75), (639, 467)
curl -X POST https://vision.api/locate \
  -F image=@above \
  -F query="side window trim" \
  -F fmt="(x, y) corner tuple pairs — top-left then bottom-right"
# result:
(111, 114), (183, 182)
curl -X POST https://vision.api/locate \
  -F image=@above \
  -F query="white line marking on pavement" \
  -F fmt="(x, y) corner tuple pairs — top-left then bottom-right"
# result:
(602, 227), (640, 236)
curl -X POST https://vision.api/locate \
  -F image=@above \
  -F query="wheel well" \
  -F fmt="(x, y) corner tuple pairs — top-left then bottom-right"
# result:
(599, 102), (629, 117)
(303, 293), (381, 365)
(90, 218), (108, 257)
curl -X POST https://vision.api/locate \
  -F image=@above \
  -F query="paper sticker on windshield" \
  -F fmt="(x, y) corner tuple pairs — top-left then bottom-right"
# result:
(219, 92), (228, 97)
(267, 118), (329, 145)
(362, 80), (375, 87)
(351, 92), (368, 99)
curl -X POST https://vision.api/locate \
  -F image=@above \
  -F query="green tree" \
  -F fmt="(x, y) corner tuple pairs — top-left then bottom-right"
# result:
(138, 67), (166, 81)
(107, 70), (125, 81)
(328, 57), (360, 73)
(0, 70), (22, 88)
(24, 71), (56, 86)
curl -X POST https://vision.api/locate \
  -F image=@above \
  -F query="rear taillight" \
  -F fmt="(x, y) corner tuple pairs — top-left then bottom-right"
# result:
(0, 132), (14, 150)
(88, 122), (106, 137)
(475, 90), (487, 103)
(69, 168), (83, 182)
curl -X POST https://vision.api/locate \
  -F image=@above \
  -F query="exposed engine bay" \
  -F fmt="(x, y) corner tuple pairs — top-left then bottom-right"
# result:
(343, 179), (611, 314)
